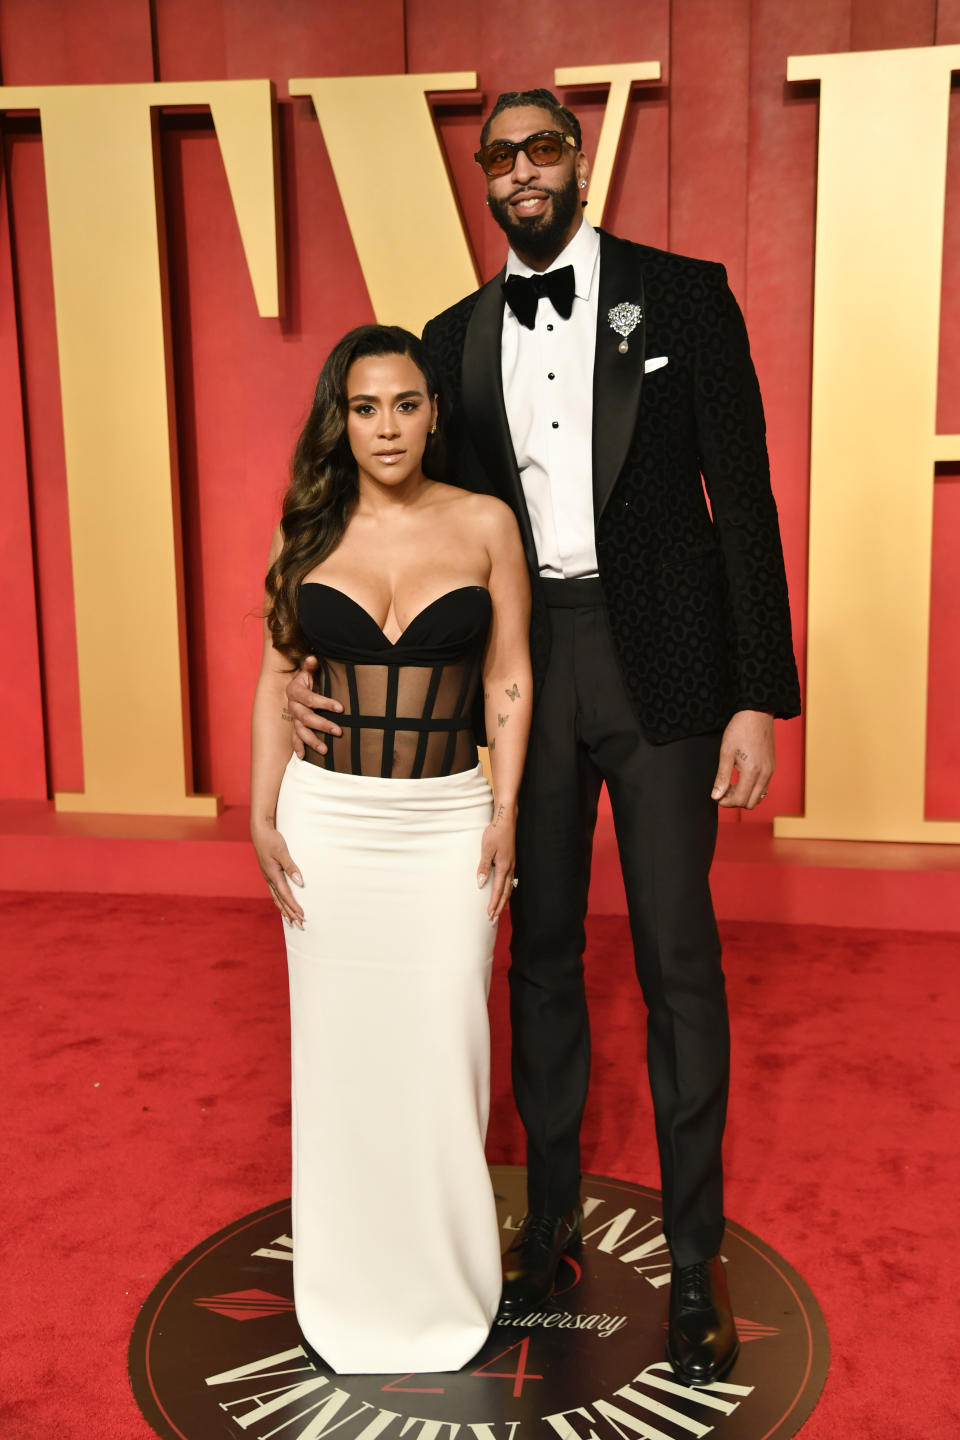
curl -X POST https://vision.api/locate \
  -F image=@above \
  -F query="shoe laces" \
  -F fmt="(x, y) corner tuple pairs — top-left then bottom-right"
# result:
(678, 1261), (711, 1307)
(521, 1213), (563, 1250)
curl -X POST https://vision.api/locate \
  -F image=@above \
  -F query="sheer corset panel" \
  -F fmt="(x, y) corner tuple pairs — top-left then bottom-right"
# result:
(297, 583), (492, 779)
(314, 657), (481, 778)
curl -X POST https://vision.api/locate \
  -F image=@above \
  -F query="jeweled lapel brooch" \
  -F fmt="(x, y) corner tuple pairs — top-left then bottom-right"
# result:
(608, 301), (643, 354)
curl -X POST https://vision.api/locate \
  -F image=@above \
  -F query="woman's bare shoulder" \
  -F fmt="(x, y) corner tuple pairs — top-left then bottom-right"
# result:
(440, 486), (518, 532)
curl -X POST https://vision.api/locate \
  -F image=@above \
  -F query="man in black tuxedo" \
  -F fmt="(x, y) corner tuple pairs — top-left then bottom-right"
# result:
(290, 89), (800, 1385)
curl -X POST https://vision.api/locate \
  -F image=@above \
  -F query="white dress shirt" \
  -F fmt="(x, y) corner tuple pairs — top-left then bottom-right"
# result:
(501, 217), (600, 579)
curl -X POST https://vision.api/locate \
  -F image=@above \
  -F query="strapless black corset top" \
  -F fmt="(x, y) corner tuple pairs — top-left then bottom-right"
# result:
(298, 583), (491, 666)
(296, 584), (491, 779)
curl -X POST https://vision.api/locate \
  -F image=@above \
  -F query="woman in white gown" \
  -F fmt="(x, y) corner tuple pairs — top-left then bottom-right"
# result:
(249, 325), (531, 1374)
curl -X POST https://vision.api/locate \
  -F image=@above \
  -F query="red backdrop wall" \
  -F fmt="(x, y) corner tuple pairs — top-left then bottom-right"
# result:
(1, 0), (959, 825)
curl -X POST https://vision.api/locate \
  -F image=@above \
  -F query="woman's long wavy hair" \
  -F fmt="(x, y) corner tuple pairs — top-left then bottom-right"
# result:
(266, 324), (444, 665)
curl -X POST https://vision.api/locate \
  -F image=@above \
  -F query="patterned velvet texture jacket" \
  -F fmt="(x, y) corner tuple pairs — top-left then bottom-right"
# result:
(422, 229), (801, 745)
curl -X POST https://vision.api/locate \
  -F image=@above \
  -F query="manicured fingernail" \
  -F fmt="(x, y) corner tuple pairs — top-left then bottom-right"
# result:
(292, 872), (304, 887)
(477, 873), (486, 888)
(711, 786), (721, 798)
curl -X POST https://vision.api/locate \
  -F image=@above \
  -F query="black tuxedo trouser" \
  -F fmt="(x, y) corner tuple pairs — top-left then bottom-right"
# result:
(509, 578), (729, 1269)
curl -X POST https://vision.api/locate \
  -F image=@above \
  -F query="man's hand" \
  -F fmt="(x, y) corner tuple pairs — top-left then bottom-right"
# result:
(285, 655), (343, 759)
(712, 710), (775, 809)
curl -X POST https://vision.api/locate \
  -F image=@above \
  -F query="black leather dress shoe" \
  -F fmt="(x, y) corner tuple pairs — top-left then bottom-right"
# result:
(666, 1256), (740, 1386)
(498, 1207), (583, 1315)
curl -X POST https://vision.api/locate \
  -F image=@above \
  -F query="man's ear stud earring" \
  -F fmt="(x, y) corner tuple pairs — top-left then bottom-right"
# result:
(580, 181), (587, 189)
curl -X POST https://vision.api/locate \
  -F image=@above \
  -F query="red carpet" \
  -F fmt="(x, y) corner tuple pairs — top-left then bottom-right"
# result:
(1, 892), (957, 1438)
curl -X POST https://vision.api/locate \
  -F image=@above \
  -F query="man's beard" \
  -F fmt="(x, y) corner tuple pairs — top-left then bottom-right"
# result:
(488, 172), (581, 260)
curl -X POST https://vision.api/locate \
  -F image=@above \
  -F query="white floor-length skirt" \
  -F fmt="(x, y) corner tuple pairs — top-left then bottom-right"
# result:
(276, 754), (502, 1374)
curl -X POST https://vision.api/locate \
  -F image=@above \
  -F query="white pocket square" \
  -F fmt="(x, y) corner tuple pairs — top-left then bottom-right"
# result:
(644, 355), (669, 373)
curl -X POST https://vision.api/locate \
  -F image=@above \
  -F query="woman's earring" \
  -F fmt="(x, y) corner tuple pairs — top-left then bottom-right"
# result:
(580, 181), (587, 189)
(429, 425), (437, 435)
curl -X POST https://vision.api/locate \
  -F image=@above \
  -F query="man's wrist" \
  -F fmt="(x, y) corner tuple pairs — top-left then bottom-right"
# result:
(732, 704), (775, 719)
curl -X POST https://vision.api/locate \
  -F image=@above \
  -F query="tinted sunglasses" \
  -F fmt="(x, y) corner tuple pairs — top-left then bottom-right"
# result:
(474, 129), (577, 178)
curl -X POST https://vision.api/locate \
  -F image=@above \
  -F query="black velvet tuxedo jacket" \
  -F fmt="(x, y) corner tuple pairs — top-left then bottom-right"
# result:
(422, 229), (801, 745)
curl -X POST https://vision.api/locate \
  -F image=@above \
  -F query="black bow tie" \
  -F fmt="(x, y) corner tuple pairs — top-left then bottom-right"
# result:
(503, 265), (576, 329)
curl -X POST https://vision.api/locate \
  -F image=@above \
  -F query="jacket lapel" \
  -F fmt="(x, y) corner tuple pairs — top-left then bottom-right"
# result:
(461, 271), (539, 569)
(593, 230), (647, 522)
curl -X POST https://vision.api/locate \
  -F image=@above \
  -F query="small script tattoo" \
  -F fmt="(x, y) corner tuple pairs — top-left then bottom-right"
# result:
(505, 683), (521, 703)
(497, 713), (509, 728)
(494, 805), (505, 825)
(735, 748), (749, 765)
(488, 737), (496, 751)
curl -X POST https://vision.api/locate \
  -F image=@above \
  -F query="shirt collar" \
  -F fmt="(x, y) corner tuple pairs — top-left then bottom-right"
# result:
(504, 217), (599, 300)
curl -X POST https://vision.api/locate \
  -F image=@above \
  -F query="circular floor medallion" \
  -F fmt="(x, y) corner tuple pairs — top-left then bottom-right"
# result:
(130, 1166), (828, 1440)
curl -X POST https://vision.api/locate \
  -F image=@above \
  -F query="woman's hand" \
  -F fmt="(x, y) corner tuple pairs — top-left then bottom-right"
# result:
(477, 803), (517, 923)
(251, 820), (305, 928)
(285, 656), (343, 759)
